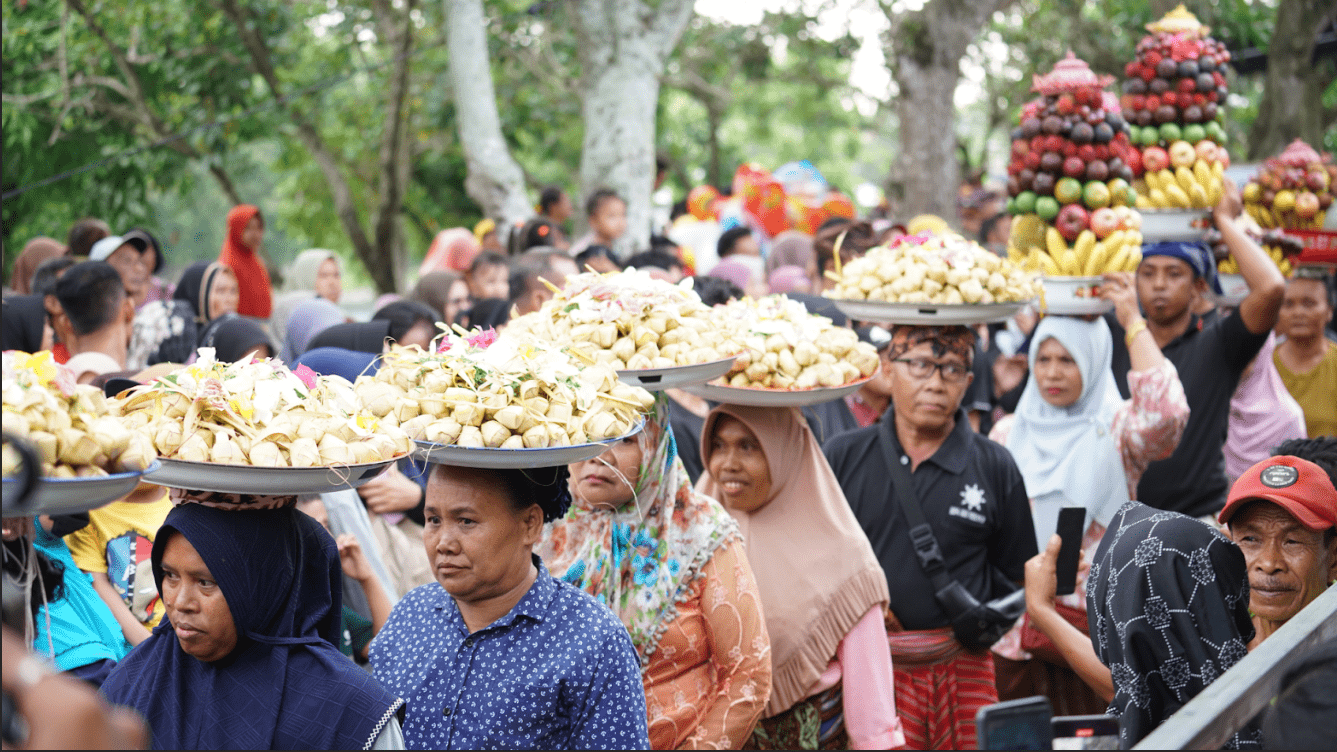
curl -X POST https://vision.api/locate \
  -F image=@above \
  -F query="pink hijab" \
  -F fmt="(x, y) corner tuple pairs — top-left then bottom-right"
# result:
(1224, 332), (1306, 480)
(419, 228), (481, 275)
(697, 404), (887, 716)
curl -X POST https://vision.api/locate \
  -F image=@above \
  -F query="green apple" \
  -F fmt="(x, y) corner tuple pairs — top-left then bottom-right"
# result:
(1206, 121), (1227, 143)
(1083, 181), (1112, 209)
(1140, 126), (1161, 147)
(1054, 177), (1084, 205)
(1159, 122), (1182, 144)
(1014, 191), (1038, 215)
(1183, 124), (1206, 144)
(1035, 195), (1060, 221)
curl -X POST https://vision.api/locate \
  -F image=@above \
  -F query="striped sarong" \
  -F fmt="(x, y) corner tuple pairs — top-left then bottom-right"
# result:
(888, 627), (997, 750)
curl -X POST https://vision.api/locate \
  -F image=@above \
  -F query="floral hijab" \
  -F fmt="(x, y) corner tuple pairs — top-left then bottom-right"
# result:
(538, 394), (740, 665)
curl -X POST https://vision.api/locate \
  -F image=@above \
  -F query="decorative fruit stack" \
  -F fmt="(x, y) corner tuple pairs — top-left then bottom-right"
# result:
(1204, 226), (1301, 277)
(1006, 53), (1144, 277)
(1242, 139), (1334, 230)
(1121, 5), (1231, 210)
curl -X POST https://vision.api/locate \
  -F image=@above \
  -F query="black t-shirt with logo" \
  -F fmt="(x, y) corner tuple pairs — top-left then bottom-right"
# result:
(1107, 310), (1268, 517)
(824, 409), (1037, 631)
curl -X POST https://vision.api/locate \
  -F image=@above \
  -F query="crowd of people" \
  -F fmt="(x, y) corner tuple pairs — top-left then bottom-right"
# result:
(2, 177), (1336, 751)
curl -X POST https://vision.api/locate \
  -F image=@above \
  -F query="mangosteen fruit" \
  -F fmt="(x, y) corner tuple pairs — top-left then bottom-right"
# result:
(1086, 161), (1109, 182)
(1136, 109), (1154, 126)
(1122, 107), (1137, 123)
(1183, 105), (1204, 124)
(1154, 105), (1178, 124)
(1196, 73), (1214, 92)
(1032, 172), (1056, 196)
(1107, 157), (1125, 174)
(1156, 58), (1178, 78)
(1042, 115), (1064, 135)
(1071, 122), (1094, 143)
(1018, 169), (1035, 191)
(1177, 60), (1199, 78)
(1007, 176), (1020, 196)
(1039, 152), (1064, 174)
(1126, 78), (1147, 95)
(1021, 117), (1043, 138)
(1203, 102), (1218, 121)
(1106, 111), (1125, 130)
(1093, 122), (1114, 143)
(1149, 77), (1171, 95)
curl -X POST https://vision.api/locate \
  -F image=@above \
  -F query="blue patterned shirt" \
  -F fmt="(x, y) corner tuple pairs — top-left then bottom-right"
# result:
(370, 558), (649, 750)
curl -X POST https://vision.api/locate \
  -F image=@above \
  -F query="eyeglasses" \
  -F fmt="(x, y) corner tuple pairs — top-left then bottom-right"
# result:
(891, 357), (970, 383)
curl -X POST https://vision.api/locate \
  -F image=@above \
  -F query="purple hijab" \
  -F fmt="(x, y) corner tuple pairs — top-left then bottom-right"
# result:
(279, 297), (346, 363)
(1224, 333), (1306, 479)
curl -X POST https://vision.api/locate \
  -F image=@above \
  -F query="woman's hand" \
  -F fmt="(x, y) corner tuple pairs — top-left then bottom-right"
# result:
(1024, 534), (1063, 618)
(1213, 176), (1243, 223)
(357, 464), (422, 514)
(336, 533), (374, 583)
(1100, 272), (1143, 331)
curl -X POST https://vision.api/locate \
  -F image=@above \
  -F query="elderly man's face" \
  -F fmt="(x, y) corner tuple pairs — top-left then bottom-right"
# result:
(1230, 501), (1337, 625)
(887, 341), (973, 433)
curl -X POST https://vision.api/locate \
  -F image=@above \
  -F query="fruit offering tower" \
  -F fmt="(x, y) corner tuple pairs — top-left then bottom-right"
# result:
(1242, 139), (1334, 230)
(1121, 4), (1231, 210)
(1006, 52), (1144, 277)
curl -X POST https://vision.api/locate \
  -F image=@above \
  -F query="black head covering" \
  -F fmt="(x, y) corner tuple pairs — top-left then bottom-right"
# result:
(1087, 502), (1260, 749)
(465, 297), (510, 330)
(122, 228), (163, 273)
(174, 261), (229, 323)
(200, 314), (273, 362)
(1, 295), (47, 352)
(100, 503), (401, 749)
(306, 320), (392, 354)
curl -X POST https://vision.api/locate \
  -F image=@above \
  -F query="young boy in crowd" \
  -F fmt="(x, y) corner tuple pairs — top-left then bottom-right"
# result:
(569, 189), (627, 256)
(63, 482), (172, 647)
(465, 251), (510, 302)
(296, 497), (393, 663)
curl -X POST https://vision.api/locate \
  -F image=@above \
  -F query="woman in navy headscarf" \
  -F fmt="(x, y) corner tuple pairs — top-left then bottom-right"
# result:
(100, 501), (403, 749)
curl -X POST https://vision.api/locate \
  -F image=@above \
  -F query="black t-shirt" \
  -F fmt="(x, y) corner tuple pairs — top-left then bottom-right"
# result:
(824, 409), (1037, 630)
(802, 397), (861, 447)
(668, 397), (706, 485)
(1108, 311), (1268, 517)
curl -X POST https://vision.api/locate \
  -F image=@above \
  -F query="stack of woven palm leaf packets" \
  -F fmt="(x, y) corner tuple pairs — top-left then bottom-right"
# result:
(506, 268), (746, 390)
(368, 329), (655, 468)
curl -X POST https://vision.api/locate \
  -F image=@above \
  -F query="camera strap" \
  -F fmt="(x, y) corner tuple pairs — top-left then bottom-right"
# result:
(877, 432), (959, 599)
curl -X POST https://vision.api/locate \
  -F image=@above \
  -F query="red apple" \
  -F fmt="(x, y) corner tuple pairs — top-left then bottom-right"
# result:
(1055, 204), (1090, 242)
(1090, 208), (1120, 239)
(1194, 140), (1217, 163)
(1143, 146), (1170, 173)
(1063, 156), (1087, 178)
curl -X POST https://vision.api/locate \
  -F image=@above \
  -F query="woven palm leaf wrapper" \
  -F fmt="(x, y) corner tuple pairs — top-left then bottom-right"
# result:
(824, 231), (1042, 305)
(708, 295), (879, 390)
(363, 330), (655, 450)
(505, 268), (745, 371)
(2, 350), (156, 479)
(114, 348), (412, 469)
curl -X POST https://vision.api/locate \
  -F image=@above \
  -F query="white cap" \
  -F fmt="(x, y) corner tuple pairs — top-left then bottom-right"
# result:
(88, 235), (126, 261)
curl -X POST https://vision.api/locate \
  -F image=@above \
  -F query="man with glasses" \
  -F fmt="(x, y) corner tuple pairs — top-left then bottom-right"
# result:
(824, 325), (1036, 750)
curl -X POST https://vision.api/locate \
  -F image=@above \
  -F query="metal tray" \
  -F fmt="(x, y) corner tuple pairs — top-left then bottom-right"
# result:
(2, 461), (161, 516)
(145, 456), (399, 494)
(831, 298), (1032, 325)
(1139, 209), (1209, 242)
(617, 357), (737, 391)
(687, 377), (872, 407)
(1042, 276), (1115, 315)
(412, 421), (644, 468)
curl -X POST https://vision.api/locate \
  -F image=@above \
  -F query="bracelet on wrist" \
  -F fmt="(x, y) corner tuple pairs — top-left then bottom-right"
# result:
(1124, 319), (1148, 347)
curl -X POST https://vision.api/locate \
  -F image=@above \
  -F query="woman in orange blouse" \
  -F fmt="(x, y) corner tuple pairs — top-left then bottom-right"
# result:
(539, 396), (772, 749)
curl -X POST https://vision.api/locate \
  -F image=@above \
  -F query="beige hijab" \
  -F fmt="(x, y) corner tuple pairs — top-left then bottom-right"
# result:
(697, 404), (888, 717)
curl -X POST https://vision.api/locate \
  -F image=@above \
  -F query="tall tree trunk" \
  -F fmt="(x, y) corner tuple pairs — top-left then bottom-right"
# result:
(371, 0), (416, 291)
(1247, 1), (1337, 160)
(445, 0), (532, 229)
(572, 0), (695, 258)
(882, 0), (1013, 225)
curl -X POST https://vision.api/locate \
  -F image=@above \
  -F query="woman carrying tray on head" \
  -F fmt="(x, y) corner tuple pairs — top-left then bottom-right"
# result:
(697, 404), (904, 750)
(371, 463), (650, 750)
(539, 396), (773, 749)
(989, 273), (1189, 712)
(99, 498), (405, 750)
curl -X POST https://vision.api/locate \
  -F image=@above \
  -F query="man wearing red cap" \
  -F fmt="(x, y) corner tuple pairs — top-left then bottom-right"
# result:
(1219, 454), (1337, 649)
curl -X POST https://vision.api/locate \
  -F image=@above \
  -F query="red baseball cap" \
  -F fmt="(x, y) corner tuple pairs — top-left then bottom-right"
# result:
(1219, 455), (1337, 531)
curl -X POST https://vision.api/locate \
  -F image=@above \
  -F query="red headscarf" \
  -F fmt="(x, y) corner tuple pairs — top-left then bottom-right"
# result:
(218, 204), (272, 319)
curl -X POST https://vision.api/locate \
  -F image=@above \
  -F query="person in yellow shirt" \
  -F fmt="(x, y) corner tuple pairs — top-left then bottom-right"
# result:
(1273, 270), (1337, 438)
(63, 483), (172, 646)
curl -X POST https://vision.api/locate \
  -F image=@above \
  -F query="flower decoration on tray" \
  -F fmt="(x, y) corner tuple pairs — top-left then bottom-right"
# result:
(3, 350), (156, 479)
(824, 231), (1041, 306)
(505, 268), (745, 371)
(362, 329), (655, 450)
(708, 295), (879, 390)
(114, 349), (411, 467)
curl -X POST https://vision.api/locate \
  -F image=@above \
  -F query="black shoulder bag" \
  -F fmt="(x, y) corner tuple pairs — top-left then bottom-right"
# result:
(879, 438), (1025, 652)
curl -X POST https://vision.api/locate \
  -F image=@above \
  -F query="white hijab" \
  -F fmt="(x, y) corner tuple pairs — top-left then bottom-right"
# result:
(1006, 317), (1130, 548)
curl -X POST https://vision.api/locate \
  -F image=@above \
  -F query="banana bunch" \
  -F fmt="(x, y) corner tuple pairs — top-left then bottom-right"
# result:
(1217, 244), (1293, 276)
(1138, 151), (1224, 209)
(1243, 200), (1327, 230)
(1008, 208), (1144, 277)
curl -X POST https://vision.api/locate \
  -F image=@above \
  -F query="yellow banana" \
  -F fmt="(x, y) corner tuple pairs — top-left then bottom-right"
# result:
(1189, 183), (1209, 208)
(1157, 169), (1176, 194)
(1176, 167), (1196, 195)
(1046, 227), (1068, 258)
(1193, 160), (1212, 189)
(1083, 241), (1112, 276)
(1030, 248), (1061, 276)
(1123, 247), (1143, 272)
(1144, 171), (1161, 193)
(1150, 188), (1169, 208)
(1126, 230), (1143, 248)
(1211, 161), (1224, 182)
(1058, 249), (1081, 276)
(1165, 184), (1191, 208)
(1073, 230), (1097, 270)
(1135, 195), (1153, 210)
(1107, 247), (1130, 274)
(1103, 230), (1127, 253)
(1007, 245), (1024, 264)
